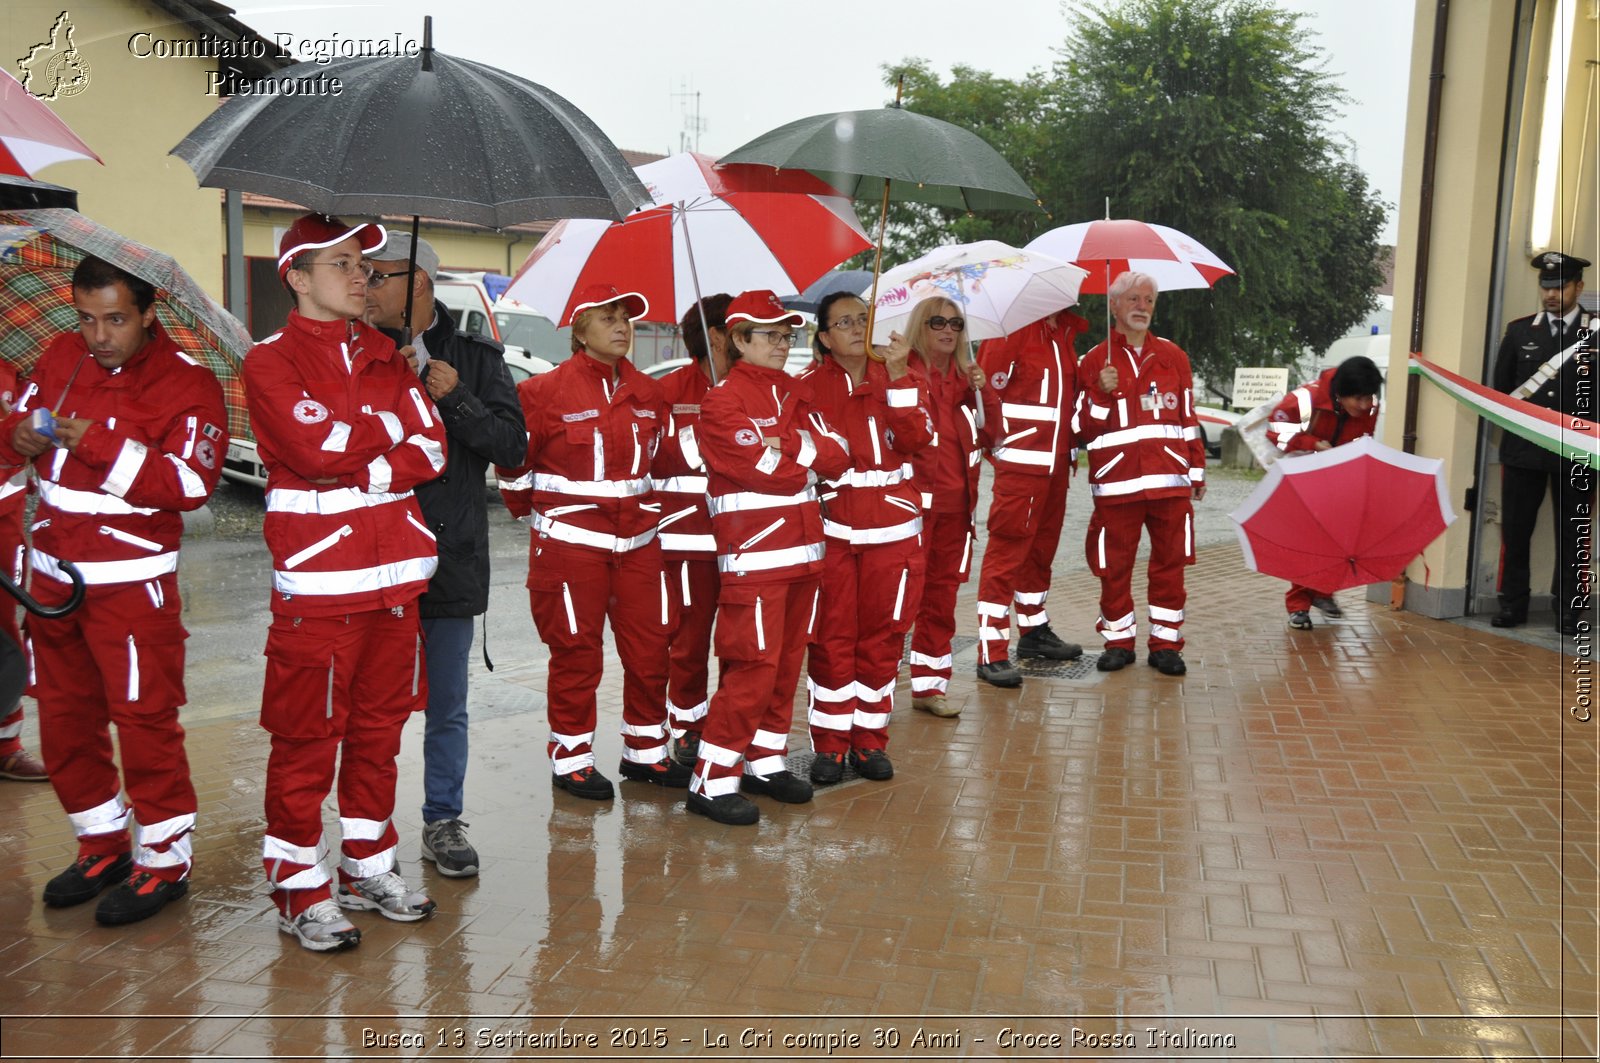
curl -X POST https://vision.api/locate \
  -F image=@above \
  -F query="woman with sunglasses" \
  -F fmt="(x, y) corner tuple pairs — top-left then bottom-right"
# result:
(685, 291), (850, 824)
(902, 298), (997, 718)
(801, 292), (934, 785)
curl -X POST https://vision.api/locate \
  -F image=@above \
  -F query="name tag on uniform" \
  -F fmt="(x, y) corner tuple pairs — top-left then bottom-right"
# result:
(1140, 394), (1159, 411)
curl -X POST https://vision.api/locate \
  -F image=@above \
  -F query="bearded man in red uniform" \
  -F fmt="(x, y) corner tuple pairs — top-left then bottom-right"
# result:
(0, 256), (227, 925)
(1073, 272), (1207, 677)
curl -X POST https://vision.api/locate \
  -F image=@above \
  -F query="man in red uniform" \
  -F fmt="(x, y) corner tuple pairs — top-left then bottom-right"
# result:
(0, 255), (227, 925)
(246, 214), (446, 951)
(1267, 355), (1383, 629)
(0, 357), (46, 781)
(498, 284), (689, 799)
(1073, 271), (1207, 676)
(973, 310), (1091, 688)
(654, 294), (732, 766)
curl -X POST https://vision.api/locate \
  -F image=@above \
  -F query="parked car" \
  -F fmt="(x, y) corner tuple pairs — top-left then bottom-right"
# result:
(493, 301), (570, 368)
(1195, 405), (1240, 458)
(434, 271), (500, 343)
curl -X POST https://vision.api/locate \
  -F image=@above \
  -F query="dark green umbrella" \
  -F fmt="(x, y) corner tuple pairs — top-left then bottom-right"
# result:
(720, 84), (1042, 352)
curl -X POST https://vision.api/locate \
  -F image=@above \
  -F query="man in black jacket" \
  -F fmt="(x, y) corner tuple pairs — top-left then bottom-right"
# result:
(365, 235), (527, 875)
(1490, 251), (1594, 635)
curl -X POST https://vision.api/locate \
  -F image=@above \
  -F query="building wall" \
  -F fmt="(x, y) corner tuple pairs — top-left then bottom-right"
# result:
(5, 0), (237, 300)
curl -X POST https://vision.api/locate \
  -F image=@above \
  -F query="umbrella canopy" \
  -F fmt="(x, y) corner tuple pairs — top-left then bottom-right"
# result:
(0, 173), (77, 210)
(1025, 219), (1235, 294)
(504, 152), (871, 325)
(0, 69), (100, 180)
(170, 46), (647, 229)
(1230, 436), (1456, 592)
(0, 208), (254, 437)
(719, 107), (1041, 214)
(865, 240), (1088, 345)
(784, 268), (874, 314)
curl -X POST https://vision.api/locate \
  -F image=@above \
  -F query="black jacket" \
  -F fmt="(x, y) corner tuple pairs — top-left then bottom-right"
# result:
(1492, 308), (1596, 472)
(389, 301), (527, 617)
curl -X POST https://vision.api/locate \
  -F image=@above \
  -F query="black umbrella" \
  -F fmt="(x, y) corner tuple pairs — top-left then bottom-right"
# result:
(783, 268), (874, 314)
(171, 18), (650, 337)
(0, 174), (77, 210)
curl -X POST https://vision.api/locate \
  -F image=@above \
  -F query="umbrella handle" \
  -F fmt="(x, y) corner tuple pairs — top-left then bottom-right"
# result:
(0, 559), (85, 618)
(865, 177), (891, 362)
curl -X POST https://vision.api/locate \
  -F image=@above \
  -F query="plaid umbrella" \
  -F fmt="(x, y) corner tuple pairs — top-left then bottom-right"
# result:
(0, 207), (253, 437)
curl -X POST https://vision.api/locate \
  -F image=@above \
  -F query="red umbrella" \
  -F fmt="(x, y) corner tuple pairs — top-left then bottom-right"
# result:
(0, 69), (100, 179)
(1229, 437), (1456, 591)
(1024, 219), (1234, 294)
(504, 151), (871, 327)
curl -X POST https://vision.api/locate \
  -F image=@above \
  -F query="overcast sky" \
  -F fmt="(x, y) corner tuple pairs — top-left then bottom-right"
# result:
(226, 0), (1415, 243)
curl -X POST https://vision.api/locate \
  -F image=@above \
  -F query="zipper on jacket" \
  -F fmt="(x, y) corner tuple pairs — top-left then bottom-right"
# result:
(284, 524), (354, 569)
(405, 511), (437, 541)
(867, 415), (883, 466)
(738, 517), (786, 552)
(98, 525), (164, 553)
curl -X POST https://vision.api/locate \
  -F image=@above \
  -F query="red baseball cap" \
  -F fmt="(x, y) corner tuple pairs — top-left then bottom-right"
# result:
(563, 283), (648, 327)
(277, 213), (386, 282)
(726, 290), (804, 327)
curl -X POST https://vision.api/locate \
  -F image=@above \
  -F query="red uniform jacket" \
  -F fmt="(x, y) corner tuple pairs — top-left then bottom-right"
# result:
(906, 351), (1000, 515)
(0, 324), (227, 586)
(799, 357), (933, 547)
(0, 360), (25, 516)
(1268, 367), (1379, 453)
(697, 360), (851, 584)
(1073, 332), (1206, 504)
(978, 312), (1089, 481)
(244, 310), (445, 616)
(498, 351), (667, 558)
(652, 361), (715, 558)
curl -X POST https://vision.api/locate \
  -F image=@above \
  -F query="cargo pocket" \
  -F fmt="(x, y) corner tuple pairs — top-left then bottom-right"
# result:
(1085, 511), (1109, 578)
(713, 584), (767, 663)
(260, 617), (339, 738)
(118, 590), (189, 714)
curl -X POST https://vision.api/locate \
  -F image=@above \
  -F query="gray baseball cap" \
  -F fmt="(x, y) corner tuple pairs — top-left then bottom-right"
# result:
(373, 233), (439, 280)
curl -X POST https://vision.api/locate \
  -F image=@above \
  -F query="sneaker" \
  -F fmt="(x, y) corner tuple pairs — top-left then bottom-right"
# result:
(553, 765), (615, 800)
(673, 730), (702, 767)
(976, 660), (1023, 688)
(336, 870), (436, 923)
(421, 819), (479, 878)
(0, 748), (48, 781)
(43, 851), (133, 908)
(1490, 605), (1526, 628)
(1148, 649), (1188, 676)
(279, 898), (362, 952)
(686, 790), (759, 826)
(848, 747), (894, 781)
(741, 769), (813, 804)
(95, 871), (188, 926)
(1310, 596), (1343, 618)
(1017, 624), (1084, 661)
(912, 694), (960, 718)
(809, 751), (845, 786)
(618, 757), (691, 788)
(1288, 610), (1313, 630)
(1096, 647), (1138, 672)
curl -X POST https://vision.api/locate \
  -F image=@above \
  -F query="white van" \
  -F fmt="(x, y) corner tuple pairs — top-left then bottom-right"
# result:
(435, 272), (499, 343)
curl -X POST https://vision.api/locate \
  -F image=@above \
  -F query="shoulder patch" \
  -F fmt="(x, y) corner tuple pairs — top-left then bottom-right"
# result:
(734, 427), (760, 447)
(293, 399), (329, 424)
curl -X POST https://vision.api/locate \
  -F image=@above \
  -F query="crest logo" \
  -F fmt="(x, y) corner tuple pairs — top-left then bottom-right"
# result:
(18, 12), (92, 101)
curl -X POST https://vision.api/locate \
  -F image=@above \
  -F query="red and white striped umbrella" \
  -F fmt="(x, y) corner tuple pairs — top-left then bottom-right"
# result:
(0, 69), (100, 180)
(1025, 219), (1234, 294)
(505, 152), (871, 325)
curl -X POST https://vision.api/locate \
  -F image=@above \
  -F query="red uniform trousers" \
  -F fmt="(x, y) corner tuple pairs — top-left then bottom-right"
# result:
(909, 509), (974, 697)
(27, 572), (195, 881)
(1086, 496), (1195, 651)
(808, 537), (925, 755)
(664, 556), (719, 740)
(0, 504), (24, 756)
(528, 538), (671, 772)
(976, 470), (1069, 664)
(1284, 583), (1331, 613)
(260, 605), (424, 917)
(691, 577), (820, 797)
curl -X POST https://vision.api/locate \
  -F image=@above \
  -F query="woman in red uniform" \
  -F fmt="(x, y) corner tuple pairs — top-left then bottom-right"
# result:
(1266, 355), (1383, 629)
(903, 298), (994, 718)
(498, 284), (688, 799)
(802, 293), (933, 784)
(688, 291), (850, 824)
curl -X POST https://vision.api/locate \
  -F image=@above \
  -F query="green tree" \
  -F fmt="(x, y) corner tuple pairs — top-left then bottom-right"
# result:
(876, 0), (1387, 394)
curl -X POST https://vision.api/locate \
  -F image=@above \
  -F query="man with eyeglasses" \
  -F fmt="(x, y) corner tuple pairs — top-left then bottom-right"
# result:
(973, 309), (1093, 688)
(243, 213), (448, 951)
(362, 234), (526, 879)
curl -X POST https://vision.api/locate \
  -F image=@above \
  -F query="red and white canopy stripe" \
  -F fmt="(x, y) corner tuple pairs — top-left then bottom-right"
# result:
(0, 69), (100, 179)
(505, 152), (871, 325)
(1025, 219), (1234, 294)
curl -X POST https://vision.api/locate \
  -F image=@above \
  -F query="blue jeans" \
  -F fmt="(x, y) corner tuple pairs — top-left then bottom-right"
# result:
(421, 617), (474, 823)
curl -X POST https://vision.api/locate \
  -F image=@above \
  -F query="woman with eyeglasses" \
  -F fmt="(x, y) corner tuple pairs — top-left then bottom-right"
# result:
(800, 292), (934, 786)
(684, 291), (851, 824)
(497, 283), (688, 801)
(902, 298), (997, 719)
